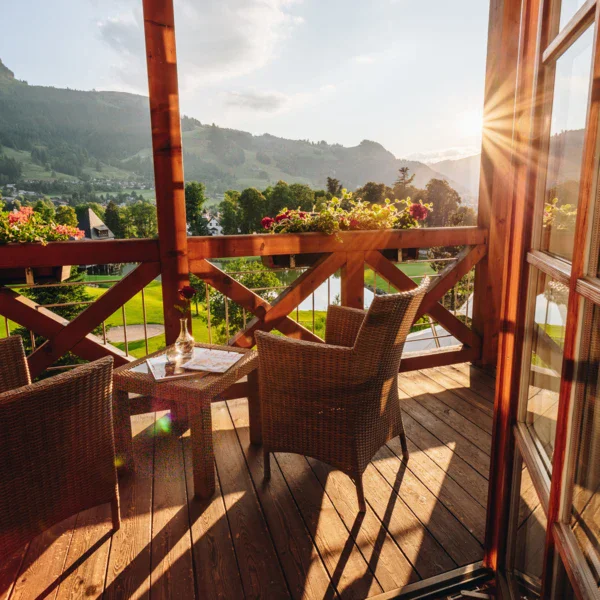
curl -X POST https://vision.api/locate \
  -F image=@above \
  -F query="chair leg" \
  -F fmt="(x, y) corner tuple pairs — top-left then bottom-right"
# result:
(356, 475), (366, 513)
(264, 449), (271, 480)
(111, 495), (121, 532)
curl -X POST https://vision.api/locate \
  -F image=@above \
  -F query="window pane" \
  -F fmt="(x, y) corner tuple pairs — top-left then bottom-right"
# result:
(524, 270), (569, 466)
(560, 0), (588, 31)
(541, 27), (593, 262)
(513, 459), (547, 596)
(570, 303), (600, 587)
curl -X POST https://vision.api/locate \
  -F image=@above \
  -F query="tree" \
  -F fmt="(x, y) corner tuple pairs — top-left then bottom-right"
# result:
(33, 198), (55, 222)
(289, 183), (315, 211)
(265, 180), (292, 216)
(55, 205), (78, 228)
(238, 187), (267, 233)
(447, 205), (477, 227)
(185, 181), (210, 236)
(393, 167), (416, 199)
(326, 177), (343, 197)
(129, 201), (157, 238)
(424, 179), (462, 227)
(209, 258), (281, 338)
(219, 190), (241, 234)
(75, 202), (105, 222)
(104, 200), (123, 238)
(354, 182), (390, 205)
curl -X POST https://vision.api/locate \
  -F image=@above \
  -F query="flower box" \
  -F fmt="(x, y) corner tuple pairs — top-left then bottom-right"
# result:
(0, 264), (71, 286)
(261, 253), (323, 269)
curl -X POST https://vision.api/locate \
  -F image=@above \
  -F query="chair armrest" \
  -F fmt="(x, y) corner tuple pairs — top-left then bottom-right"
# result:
(0, 336), (31, 394)
(325, 305), (367, 347)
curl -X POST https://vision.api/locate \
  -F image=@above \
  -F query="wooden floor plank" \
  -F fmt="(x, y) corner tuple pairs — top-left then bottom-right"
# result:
(275, 451), (384, 599)
(103, 412), (156, 600)
(399, 392), (490, 479)
(398, 376), (492, 455)
(358, 461), (456, 580)
(9, 516), (77, 600)
(182, 433), (245, 600)
(403, 371), (493, 435)
(425, 368), (494, 417)
(212, 401), (291, 599)
(441, 365), (496, 402)
(371, 445), (483, 567)
(402, 412), (489, 508)
(150, 411), (195, 599)
(0, 546), (27, 600)
(54, 504), (113, 600)
(227, 398), (336, 600)
(307, 457), (419, 592)
(386, 436), (486, 543)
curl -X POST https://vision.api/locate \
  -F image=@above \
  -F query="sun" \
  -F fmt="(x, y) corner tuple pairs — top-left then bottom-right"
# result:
(457, 108), (485, 138)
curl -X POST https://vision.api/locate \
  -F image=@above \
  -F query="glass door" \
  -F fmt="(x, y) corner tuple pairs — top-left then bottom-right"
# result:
(492, 0), (600, 597)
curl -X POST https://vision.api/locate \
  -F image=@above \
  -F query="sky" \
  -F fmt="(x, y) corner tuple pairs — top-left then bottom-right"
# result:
(0, 0), (490, 163)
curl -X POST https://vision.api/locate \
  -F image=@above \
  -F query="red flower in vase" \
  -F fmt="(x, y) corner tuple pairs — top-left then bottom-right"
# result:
(179, 285), (196, 300)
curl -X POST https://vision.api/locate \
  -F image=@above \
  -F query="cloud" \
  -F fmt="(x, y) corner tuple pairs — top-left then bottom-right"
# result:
(224, 90), (288, 112)
(353, 54), (376, 65)
(405, 146), (481, 164)
(222, 84), (335, 114)
(94, 0), (304, 93)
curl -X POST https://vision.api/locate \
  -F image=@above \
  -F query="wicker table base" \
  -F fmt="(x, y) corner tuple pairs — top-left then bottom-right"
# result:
(113, 343), (260, 499)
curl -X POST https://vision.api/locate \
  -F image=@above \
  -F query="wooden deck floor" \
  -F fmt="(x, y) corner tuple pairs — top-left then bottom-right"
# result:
(0, 363), (496, 600)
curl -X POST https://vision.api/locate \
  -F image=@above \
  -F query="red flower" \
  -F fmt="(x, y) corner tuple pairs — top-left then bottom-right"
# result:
(179, 285), (196, 300)
(8, 207), (33, 225)
(261, 216), (274, 229)
(298, 211), (308, 219)
(409, 203), (429, 221)
(349, 218), (360, 229)
(275, 211), (290, 223)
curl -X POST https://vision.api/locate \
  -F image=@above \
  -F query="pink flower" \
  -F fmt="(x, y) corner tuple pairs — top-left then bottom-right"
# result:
(261, 216), (274, 229)
(408, 203), (429, 221)
(8, 207), (33, 225)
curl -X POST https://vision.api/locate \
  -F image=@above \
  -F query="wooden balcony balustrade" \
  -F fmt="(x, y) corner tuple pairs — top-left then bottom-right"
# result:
(0, 226), (489, 382)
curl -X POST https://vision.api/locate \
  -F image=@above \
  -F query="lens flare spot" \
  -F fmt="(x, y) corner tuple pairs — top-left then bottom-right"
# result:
(156, 414), (172, 435)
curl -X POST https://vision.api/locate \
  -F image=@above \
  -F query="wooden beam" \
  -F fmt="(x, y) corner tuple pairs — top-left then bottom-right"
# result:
(229, 252), (346, 348)
(484, 0), (542, 572)
(0, 239), (159, 269)
(417, 245), (487, 319)
(400, 345), (480, 372)
(188, 227), (488, 260)
(27, 262), (160, 377)
(363, 250), (482, 350)
(0, 288), (130, 367)
(473, 0), (522, 366)
(340, 251), (365, 309)
(142, 0), (189, 345)
(192, 258), (322, 343)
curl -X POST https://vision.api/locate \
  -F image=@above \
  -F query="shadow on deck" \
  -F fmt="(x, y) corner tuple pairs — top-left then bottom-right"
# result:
(0, 363), (495, 600)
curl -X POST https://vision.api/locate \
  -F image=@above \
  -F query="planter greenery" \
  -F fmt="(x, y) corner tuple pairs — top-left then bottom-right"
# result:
(259, 192), (432, 268)
(0, 206), (84, 284)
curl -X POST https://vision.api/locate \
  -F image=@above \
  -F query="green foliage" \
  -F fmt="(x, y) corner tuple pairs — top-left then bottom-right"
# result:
(393, 166), (416, 199)
(75, 202), (105, 222)
(209, 259), (281, 335)
(185, 181), (210, 236)
(55, 205), (78, 227)
(219, 190), (241, 235)
(238, 187), (267, 233)
(0, 206), (83, 244)
(423, 179), (462, 227)
(33, 198), (55, 222)
(0, 153), (22, 183)
(128, 201), (158, 238)
(326, 177), (343, 197)
(104, 200), (123, 238)
(354, 181), (392, 205)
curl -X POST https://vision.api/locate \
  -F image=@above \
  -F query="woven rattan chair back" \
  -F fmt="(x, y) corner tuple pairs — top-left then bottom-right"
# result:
(0, 355), (119, 562)
(0, 336), (31, 394)
(353, 277), (430, 378)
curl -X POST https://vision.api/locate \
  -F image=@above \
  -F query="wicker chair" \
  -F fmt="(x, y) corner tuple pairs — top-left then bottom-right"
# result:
(0, 336), (120, 562)
(256, 278), (429, 513)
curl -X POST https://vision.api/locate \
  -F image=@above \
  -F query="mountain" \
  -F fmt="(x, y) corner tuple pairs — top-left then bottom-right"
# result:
(428, 154), (481, 203)
(0, 59), (467, 197)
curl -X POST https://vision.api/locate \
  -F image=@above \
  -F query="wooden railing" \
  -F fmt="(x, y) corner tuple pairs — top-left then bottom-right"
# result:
(0, 226), (490, 380)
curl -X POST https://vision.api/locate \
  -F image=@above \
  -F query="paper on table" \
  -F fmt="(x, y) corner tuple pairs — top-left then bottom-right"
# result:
(181, 347), (244, 373)
(144, 347), (244, 381)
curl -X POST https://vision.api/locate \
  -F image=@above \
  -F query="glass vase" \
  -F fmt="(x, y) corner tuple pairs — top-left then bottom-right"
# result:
(166, 318), (195, 363)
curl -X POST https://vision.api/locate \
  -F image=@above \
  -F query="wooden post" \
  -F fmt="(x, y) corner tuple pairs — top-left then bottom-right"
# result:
(142, 0), (189, 345)
(472, 0), (522, 365)
(340, 251), (365, 309)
